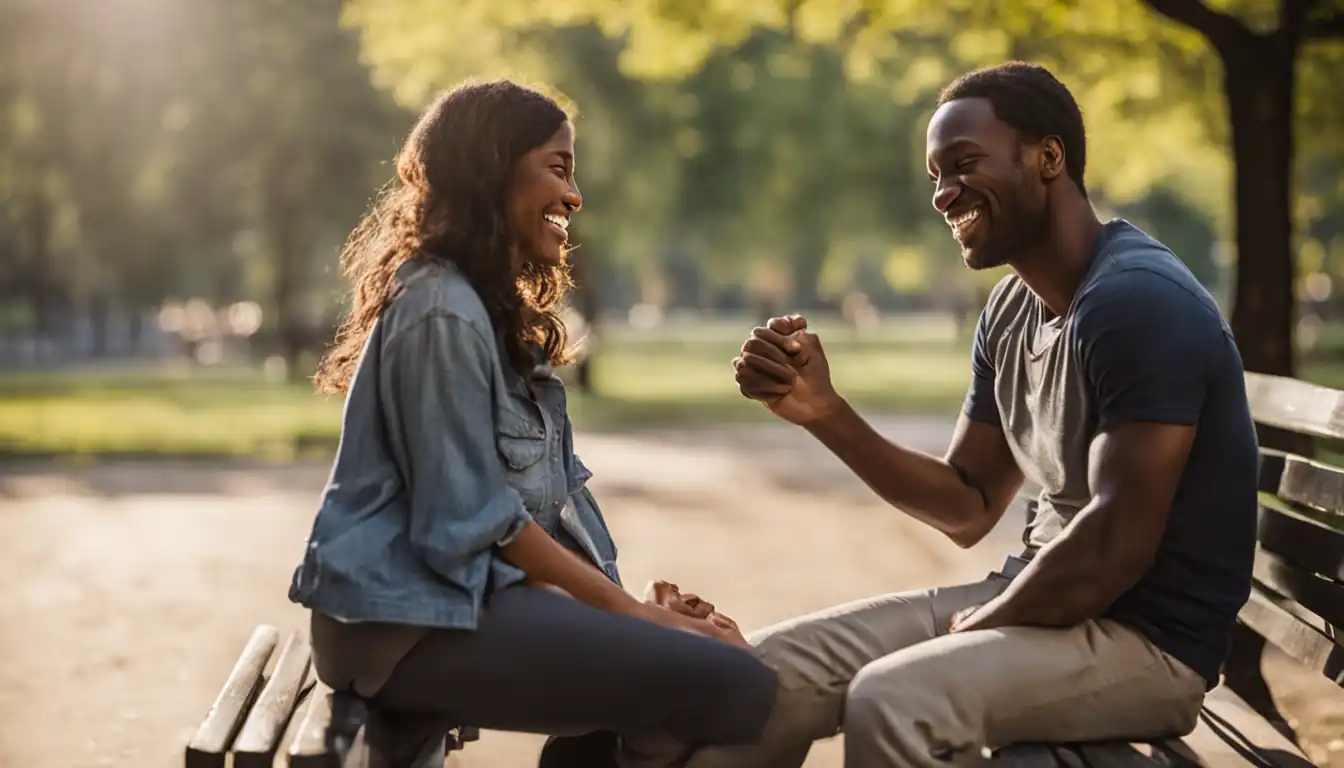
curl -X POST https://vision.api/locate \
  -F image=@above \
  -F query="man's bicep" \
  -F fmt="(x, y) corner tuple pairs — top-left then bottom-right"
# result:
(1086, 422), (1197, 568)
(946, 414), (1024, 520)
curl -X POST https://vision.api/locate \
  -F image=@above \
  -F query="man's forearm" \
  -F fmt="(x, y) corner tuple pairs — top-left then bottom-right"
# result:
(804, 398), (990, 543)
(954, 500), (1147, 630)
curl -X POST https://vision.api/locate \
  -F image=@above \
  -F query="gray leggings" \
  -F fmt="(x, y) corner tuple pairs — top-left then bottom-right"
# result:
(310, 586), (777, 752)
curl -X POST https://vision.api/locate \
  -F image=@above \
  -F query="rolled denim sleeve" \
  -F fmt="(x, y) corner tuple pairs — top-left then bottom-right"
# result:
(379, 311), (531, 582)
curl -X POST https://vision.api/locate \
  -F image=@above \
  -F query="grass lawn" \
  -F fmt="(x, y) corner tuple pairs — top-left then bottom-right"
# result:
(6, 316), (1344, 461)
(0, 319), (975, 459)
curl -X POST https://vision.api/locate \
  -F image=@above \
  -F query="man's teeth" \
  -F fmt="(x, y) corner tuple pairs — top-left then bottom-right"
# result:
(948, 207), (982, 230)
(544, 214), (569, 231)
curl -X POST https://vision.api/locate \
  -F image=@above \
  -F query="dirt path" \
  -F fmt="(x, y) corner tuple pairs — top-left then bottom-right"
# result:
(2, 418), (1340, 767)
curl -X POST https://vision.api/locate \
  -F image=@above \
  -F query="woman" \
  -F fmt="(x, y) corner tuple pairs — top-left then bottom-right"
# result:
(288, 80), (777, 763)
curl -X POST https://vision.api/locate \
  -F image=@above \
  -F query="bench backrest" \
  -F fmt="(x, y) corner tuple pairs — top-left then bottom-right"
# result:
(1243, 372), (1344, 688)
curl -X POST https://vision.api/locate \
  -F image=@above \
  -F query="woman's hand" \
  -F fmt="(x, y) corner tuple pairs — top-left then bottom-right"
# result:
(639, 580), (750, 649)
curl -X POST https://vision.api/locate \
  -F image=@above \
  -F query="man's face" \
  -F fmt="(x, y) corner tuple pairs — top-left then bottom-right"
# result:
(926, 98), (1049, 270)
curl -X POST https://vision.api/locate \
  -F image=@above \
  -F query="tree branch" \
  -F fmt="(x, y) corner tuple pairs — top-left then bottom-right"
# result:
(1139, 0), (1247, 54)
(1304, 12), (1344, 38)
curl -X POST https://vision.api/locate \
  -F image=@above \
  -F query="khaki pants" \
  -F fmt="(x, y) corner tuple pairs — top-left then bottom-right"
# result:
(624, 569), (1206, 768)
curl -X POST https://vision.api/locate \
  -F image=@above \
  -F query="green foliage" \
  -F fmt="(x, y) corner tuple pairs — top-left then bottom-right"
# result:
(342, 0), (1341, 307)
(2, 0), (1339, 336)
(0, 0), (408, 329)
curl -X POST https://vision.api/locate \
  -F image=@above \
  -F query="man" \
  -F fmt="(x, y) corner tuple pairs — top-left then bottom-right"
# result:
(703, 62), (1259, 767)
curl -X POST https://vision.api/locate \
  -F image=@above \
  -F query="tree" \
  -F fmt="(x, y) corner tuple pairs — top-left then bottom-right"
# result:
(344, 0), (1344, 378)
(156, 0), (407, 376)
(1137, 0), (1344, 376)
(0, 0), (407, 368)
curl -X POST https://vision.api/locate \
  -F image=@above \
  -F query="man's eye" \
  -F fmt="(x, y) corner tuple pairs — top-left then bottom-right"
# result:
(955, 158), (979, 173)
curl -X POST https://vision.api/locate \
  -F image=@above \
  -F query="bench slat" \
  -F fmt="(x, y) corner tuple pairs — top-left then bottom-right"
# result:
(185, 624), (280, 768)
(1074, 743), (1168, 766)
(1274, 453), (1344, 520)
(1237, 589), (1344, 684)
(1259, 449), (1288, 494)
(995, 687), (1310, 767)
(992, 743), (1076, 766)
(1258, 497), (1344, 582)
(1253, 549), (1344, 632)
(288, 679), (339, 767)
(234, 632), (314, 767)
(1245, 372), (1344, 442)
(1158, 686), (1313, 767)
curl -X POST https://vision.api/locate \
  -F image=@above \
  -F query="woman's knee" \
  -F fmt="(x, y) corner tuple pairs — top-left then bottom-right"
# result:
(659, 643), (779, 745)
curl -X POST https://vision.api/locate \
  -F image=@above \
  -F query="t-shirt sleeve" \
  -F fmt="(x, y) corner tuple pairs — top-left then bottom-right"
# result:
(962, 308), (1001, 426)
(1074, 268), (1221, 429)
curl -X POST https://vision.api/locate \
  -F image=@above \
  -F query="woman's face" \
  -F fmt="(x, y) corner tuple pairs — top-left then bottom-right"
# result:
(505, 122), (581, 267)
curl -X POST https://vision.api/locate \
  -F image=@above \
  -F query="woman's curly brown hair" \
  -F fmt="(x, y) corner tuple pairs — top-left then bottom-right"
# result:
(314, 80), (575, 395)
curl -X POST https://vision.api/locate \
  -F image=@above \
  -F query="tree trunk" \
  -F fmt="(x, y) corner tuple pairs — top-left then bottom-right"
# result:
(25, 189), (55, 360)
(568, 242), (599, 394)
(89, 294), (110, 358)
(1223, 35), (1297, 378)
(788, 232), (829, 311)
(266, 200), (305, 382)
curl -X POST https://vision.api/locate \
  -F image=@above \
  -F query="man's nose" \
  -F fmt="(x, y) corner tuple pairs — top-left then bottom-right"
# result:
(932, 181), (960, 214)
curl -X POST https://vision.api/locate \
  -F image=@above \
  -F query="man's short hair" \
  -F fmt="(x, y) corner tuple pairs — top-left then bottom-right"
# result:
(938, 62), (1088, 198)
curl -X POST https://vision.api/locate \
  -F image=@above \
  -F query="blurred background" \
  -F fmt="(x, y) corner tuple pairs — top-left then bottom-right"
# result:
(1, 0), (1342, 766)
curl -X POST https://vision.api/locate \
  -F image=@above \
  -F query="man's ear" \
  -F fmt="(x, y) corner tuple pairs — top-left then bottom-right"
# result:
(1040, 136), (1065, 182)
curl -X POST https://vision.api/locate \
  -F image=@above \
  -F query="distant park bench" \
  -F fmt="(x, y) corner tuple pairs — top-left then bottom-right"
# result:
(183, 625), (477, 767)
(995, 371), (1344, 767)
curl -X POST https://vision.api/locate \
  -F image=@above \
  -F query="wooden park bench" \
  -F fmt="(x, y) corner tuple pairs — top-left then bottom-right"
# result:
(184, 625), (477, 767)
(186, 371), (1341, 768)
(995, 371), (1344, 767)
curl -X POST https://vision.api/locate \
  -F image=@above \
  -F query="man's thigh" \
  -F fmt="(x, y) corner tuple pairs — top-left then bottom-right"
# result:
(846, 618), (1207, 756)
(752, 576), (1010, 697)
(655, 578), (1012, 768)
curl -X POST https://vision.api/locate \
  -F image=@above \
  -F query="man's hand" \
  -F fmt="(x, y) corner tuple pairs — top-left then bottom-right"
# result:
(948, 604), (982, 633)
(732, 315), (841, 425)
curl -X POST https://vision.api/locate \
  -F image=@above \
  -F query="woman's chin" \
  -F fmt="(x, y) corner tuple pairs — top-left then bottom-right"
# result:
(521, 247), (566, 269)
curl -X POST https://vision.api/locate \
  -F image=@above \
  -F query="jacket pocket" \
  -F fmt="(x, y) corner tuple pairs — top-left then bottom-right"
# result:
(495, 404), (550, 513)
(496, 406), (546, 470)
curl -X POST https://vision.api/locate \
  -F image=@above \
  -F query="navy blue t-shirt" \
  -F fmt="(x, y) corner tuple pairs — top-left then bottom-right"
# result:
(965, 220), (1259, 687)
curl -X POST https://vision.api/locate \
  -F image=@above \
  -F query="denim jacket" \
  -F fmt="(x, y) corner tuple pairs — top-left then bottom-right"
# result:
(288, 258), (621, 629)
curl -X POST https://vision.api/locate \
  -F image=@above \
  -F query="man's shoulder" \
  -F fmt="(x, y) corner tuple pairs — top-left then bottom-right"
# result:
(1077, 223), (1223, 329)
(980, 273), (1033, 326)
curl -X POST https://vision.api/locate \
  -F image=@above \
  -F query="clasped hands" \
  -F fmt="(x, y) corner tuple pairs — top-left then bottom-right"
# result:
(642, 580), (748, 648)
(731, 314), (840, 425)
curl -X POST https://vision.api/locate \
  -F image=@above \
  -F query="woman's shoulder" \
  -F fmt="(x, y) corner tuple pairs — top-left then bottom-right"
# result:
(383, 257), (492, 335)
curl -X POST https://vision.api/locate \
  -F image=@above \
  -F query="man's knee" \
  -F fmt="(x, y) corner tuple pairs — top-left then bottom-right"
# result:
(845, 655), (985, 765)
